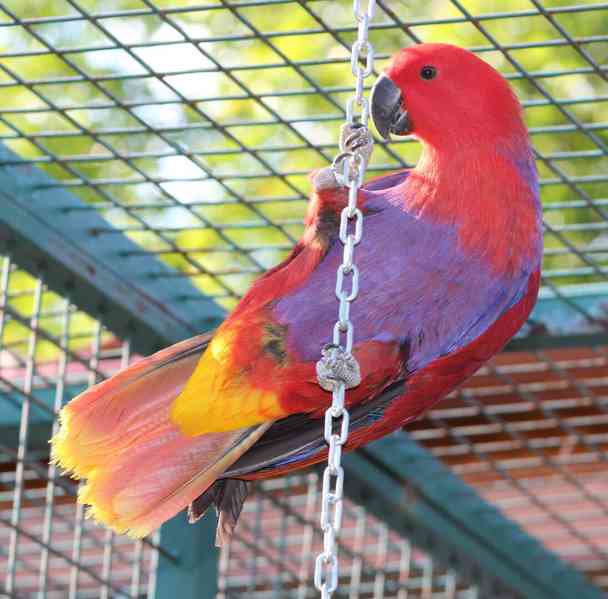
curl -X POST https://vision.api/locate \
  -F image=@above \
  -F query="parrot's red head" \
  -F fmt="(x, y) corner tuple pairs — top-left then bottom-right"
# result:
(371, 43), (527, 148)
(370, 44), (541, 277)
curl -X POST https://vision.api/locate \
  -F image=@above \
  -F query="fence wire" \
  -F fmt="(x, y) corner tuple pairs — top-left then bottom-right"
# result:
(0, 257), (160, 598)
(0, 0), (607, 597)
(1, 0), (607, 309)
(218, 474), (482, 599)
(413, 345), (608, 592)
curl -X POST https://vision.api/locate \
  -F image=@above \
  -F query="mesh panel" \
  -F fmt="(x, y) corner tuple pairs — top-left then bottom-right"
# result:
(0, 256), (159, 598)
(412, 346), (608, 592)
(1, 0), (607, 597)
(218, 474), (482, 599)
(1, 0), (606, 309)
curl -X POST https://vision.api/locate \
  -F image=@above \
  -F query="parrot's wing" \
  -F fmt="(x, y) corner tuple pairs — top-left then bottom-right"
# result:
(51, 332), (272, 538)
(224, 266), (541, 480)
(187, 380), (405, 546)
(224, 379), (406, 477)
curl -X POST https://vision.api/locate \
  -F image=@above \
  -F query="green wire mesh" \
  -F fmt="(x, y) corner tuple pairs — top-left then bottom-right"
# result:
(1, 0), (607, 597)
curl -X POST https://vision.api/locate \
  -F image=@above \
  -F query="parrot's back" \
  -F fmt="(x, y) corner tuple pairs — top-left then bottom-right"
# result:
(273, 172), (539, 374)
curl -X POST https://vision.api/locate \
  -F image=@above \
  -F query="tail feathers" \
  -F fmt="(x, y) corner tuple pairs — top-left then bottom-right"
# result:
(52, 333), (210, 479)
(77, 423), (270, 538)
(50, 332), (275, 538)
(189, 479), (252, 547)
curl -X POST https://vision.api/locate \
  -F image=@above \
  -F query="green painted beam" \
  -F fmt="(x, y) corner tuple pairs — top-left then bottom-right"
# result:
(507, 282), (608, 351)
(0, 387), (81, 451)
(0, 144), (224, 356)
(0, 142), (224, 599)
(153, 512), (219, 599)
(343, 433), (604, 599)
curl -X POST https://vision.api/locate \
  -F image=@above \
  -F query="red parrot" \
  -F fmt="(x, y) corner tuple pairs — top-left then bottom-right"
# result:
(51, 43), (543, 543)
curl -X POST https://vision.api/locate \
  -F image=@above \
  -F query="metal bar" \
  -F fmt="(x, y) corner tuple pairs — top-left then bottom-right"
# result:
(6, 162), (605, 188)
(0, 60), (604, 89)
(343, 433), (606, 599)
(1, 32), (607, 61)
(37, 296), (71, 599)
(0, 143), (224, 355)
(5, 277), (42, 595)
(153, 512), (219, 599)
(507, 282), (608, 351)
(0, 90), (604, 118)
(0, 1), (606, 29)
(0, 143), (604, 166)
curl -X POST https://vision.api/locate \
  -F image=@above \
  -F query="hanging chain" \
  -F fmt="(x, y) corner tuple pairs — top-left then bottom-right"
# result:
(314, 1), (376, 598)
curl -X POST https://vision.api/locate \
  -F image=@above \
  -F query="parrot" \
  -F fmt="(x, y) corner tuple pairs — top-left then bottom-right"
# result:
(51, 43), (543, 545)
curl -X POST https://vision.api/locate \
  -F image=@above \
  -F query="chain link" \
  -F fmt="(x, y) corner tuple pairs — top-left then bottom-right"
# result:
(314, 1), (376, 597)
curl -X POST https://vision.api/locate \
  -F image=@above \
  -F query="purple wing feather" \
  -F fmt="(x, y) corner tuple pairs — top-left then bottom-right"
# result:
(272, 172), (539, 375)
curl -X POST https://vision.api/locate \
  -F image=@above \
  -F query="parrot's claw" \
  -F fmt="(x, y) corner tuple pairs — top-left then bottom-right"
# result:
(340, 123), (374, 167)
(312, 123), (374, 192)
(316, 344), (362, 392)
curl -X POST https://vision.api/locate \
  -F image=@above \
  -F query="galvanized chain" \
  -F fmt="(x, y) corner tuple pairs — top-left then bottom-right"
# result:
(314, 1), (376, 597)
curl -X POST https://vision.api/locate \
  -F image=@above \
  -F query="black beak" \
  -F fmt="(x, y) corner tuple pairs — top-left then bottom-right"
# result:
(370, 74), (411, 140)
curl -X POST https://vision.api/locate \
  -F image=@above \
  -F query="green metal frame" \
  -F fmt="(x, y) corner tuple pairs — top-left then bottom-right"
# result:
(0, 144), (224, 356)
(153, 511), (219, 599)
(1, 143), (606, 598)
(507, 282), (608, 351)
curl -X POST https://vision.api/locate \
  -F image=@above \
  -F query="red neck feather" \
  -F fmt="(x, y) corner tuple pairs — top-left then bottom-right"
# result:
(403, 139), (542, 276)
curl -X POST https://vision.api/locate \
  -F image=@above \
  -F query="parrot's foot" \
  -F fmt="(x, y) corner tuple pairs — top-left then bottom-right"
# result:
(340, 122), (374, 167)
(188, 479), (252, 547)
(312, 166), (340, 192)
(312, 123), (374, 192)
(316, 343), (362, 391)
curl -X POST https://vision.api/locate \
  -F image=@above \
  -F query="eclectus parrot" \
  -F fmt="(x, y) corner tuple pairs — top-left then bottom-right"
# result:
(52, 44), (543, 544)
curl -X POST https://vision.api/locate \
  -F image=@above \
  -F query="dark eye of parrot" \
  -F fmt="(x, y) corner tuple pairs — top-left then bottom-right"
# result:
(420, 65), (437, 80)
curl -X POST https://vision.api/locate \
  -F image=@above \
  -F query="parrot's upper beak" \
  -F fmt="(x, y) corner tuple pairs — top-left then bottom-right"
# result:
(370, 74), (411, 140)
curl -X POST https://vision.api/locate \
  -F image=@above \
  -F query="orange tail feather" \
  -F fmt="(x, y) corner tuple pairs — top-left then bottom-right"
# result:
(51, 333), (269, 538)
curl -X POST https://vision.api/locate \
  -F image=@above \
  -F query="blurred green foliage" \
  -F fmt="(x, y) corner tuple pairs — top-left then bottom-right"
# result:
(0, 0), (607, 359)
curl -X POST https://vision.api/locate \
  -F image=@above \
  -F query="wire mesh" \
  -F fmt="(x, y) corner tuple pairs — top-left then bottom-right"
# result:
(0, 256), (160, 598)
(1, 0), (606, 310)
(410, 344), (608, 592)
(1, 0), (608, 597)
(218, 473), (482, 599)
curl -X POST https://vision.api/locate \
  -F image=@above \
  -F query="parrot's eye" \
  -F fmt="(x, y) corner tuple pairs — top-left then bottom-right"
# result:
(420, 65), (437, 80)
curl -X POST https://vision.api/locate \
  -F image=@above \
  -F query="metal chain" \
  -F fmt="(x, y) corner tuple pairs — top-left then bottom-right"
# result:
(314, 1), (376, 597)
